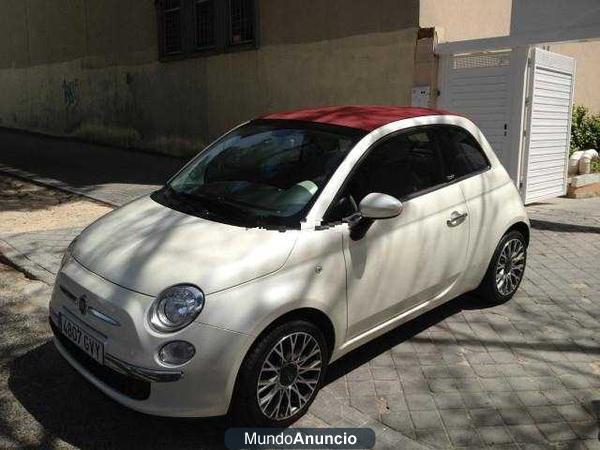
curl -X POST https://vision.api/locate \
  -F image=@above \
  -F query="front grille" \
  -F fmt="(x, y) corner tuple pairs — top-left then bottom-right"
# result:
(50, 319), (151, 401)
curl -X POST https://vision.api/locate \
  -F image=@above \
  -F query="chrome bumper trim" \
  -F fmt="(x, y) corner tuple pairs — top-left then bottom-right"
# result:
(104, 354), (183, 383)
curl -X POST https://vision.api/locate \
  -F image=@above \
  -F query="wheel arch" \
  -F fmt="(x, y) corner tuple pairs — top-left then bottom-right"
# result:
(484, 219), (530, 274)
(469, 218), (530, 293)
(248, 307), (336, 358)
(505, 220), (530, 245)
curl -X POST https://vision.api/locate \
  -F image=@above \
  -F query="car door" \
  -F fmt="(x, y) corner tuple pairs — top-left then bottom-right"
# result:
(432, 125), (496, 289)
(330, 127), (471, 339)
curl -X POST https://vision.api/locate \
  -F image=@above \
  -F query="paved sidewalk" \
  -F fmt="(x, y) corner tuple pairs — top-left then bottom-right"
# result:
(1, 132), (599, 448)
(0, 227), (82, 285)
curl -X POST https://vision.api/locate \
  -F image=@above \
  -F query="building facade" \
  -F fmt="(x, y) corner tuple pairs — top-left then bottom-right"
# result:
(0, 0), (420, 156)
(0, 0), (597, 156)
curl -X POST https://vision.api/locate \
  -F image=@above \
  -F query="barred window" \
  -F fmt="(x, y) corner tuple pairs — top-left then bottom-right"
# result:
(161, 0), (184, 55)
(230, 0), (255, 44)
(156, 0), (258, 60)
(196, 0), (215, 49)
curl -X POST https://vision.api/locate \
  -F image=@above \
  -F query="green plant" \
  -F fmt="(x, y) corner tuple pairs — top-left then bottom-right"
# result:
(571, 105), (600, 154)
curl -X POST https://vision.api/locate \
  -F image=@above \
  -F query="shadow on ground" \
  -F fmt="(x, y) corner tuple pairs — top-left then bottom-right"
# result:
(326, 293), (491, 383)
(8, 341), (229, 449)
(7, 288), (600, 448)
(6, 293), (490, 449)
(530, 219), (600, 234)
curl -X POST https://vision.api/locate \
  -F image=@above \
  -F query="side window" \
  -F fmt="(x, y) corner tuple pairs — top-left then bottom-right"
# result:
(325, 128), (445, 221)
(436, 126), (490, 179)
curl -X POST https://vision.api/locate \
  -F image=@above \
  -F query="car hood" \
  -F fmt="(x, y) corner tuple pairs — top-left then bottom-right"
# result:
(73, 195), (299, 297)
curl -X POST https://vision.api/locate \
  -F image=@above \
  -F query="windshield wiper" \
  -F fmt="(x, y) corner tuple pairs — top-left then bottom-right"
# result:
(173, 190), (253, 224)
(161, 186), (294, 230)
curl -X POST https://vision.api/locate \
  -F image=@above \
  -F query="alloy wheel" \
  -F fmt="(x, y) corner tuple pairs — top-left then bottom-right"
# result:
(495, 238), (526, 296)
(256, 332), (322, 421)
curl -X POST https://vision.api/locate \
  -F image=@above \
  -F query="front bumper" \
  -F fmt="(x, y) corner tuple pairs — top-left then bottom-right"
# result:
(49, 258), (252, 417)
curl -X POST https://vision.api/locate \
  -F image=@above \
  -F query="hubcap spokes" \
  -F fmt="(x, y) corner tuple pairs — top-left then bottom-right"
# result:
(495, 238), (525, 296)
(257, 332), (322, 421)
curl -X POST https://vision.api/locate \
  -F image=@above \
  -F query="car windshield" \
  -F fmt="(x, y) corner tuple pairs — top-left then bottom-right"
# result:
(155, 120), (365, 229)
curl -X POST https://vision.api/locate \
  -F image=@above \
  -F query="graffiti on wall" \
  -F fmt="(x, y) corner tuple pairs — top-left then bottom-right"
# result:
(63, 79), (79, 107)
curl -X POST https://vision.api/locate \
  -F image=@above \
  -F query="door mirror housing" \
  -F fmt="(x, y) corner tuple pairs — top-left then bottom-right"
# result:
(359, 193), (403, 219)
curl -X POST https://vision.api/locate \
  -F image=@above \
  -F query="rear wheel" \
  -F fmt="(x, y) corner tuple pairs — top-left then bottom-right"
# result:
(476, 230), (527, 304)
(232, 320), (328, 427)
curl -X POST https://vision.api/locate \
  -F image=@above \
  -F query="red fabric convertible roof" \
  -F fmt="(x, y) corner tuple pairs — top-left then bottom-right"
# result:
(260, 105), (451, 131)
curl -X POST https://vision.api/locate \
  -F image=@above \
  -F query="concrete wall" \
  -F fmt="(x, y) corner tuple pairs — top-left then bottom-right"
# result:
(509, 0), (600, 43)
(420, 0), (512, 42)
(420, 0), (600, 113)
(549, 41), (600, 114)
(0, 0), (420, 156)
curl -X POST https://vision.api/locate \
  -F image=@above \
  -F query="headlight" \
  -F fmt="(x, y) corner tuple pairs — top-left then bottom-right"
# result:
(149, 284), (205, 333)
(59, 238), (78, 270)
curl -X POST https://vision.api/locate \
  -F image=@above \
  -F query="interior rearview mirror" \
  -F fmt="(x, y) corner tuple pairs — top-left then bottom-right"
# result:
(359, 193), (403, 219)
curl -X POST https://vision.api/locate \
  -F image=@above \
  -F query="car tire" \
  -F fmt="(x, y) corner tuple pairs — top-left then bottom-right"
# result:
(476, 230), (527, 304)
(231, 320), (329, 427)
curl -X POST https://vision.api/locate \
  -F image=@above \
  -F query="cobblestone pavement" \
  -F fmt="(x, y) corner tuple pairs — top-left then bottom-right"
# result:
(311, 198), (600, 449)
(527, 196), (600, 228)
(0, 135), (599, 448)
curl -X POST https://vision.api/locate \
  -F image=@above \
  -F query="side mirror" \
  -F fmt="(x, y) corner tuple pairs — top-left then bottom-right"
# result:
(359, 193), (403, 220)
(344, 193), (403, 241)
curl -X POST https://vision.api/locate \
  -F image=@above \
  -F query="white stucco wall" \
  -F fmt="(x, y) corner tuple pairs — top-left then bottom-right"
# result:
(420, 0), (512, 42)
(421, 0), (600, 113)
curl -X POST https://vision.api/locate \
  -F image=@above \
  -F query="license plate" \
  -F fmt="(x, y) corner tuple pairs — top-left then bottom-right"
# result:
(60, 314), (104, 364)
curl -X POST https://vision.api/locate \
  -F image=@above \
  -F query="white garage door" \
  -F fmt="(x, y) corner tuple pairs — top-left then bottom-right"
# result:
(522, 48), (575, 204)
(438, 51), (513, 173)
(438, 47), (575, 204)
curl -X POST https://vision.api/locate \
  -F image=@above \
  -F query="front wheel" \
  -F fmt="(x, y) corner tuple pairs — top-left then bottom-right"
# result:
(232, 320), (329, 427)
(476, 230), (527, 304)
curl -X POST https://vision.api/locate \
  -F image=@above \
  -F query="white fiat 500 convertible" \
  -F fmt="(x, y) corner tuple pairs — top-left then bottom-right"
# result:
(50, 106), (529, 426)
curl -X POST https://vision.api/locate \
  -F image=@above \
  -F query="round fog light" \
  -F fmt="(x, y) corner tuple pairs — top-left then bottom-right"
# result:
(159, 341), (196, 366)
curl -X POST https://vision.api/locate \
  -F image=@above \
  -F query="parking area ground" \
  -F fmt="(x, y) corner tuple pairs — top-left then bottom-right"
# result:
(0, 145), (599, 448)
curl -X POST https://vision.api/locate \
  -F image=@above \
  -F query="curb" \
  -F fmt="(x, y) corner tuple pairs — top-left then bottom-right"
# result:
(0, 239), (56, 285)
(0, 166), (109, 286)
(0, 164), (120, 207)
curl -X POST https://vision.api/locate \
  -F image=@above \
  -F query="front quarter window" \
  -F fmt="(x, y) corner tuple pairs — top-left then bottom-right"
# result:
(162, 120), (365, 228)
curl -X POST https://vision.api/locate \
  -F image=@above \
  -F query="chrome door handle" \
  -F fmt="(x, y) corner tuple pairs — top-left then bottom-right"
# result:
(447, 211), (468, 227)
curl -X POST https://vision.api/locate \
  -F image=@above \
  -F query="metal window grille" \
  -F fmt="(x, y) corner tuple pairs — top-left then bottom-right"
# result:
(230, 0), (254, 44)
(162, 0), (183, 55)
(196, 0), (215, 48)
(157, 0), (257, 59)
(452, 53), (510, 70)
